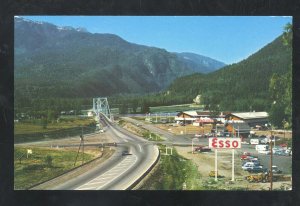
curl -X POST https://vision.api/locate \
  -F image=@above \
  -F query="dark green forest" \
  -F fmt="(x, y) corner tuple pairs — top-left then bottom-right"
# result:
(168, 35), (291, 111)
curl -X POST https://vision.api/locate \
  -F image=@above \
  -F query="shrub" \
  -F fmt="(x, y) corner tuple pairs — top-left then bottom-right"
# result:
(44, 155), (53, 167)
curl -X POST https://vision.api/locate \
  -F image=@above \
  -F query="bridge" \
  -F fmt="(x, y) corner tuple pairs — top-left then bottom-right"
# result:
(92, 97), (112, 121)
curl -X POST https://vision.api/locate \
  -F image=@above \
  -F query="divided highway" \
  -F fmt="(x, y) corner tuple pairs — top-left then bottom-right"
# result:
(52, 115), (159, 190)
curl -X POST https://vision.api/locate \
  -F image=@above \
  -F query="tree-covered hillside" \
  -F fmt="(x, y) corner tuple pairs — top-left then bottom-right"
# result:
(167, 34), (291, 113)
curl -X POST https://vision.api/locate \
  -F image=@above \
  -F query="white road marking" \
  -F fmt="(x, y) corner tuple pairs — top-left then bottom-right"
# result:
(138, 144), (142, 152)
(75, 155), (137, 190)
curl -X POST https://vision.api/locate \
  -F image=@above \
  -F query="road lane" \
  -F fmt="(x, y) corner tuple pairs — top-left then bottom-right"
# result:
(52, 114), (158, 190)
(76, 154), (138, 190)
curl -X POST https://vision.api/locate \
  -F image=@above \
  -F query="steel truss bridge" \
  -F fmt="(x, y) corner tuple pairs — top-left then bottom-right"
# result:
(92, 97), (112, 120)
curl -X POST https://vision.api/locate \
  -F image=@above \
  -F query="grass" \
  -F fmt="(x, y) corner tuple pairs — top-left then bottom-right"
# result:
(111, 103), (204, 115)
(139, 146), (203, 190)
(118, 119), (163, 142)
(142, 131), (164, 142)
(149, 104), (204, 113)
(15, 117), (96, 135)
(14, 146), (95, 189)
(14, 117), (97, 143)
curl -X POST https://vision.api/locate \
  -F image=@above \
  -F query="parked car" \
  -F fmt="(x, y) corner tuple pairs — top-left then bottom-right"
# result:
(258, 150), (271, 155)
(194, 134), (203, 138)
(195, 146), (211, 153)
(260, 138), (269, 144)
(242, 162), (262, 170)
(270, 136), (280, 142)
(272, 165), (282, 174)
(247, 166), (267, 173)
(242, 160), (260, 167)
(205, 133), (214, 137)
(240, 154), (249, 160)
(240, 154), (257, 160)
(285, 149), (292, 156)
(274, 150), (289, 156)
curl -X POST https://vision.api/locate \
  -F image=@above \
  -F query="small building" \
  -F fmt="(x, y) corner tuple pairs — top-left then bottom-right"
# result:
(175, 110), (230, 125)
(192, 117), (214, 126)
(225, 121), (251, 139)
(225, 112), (269, 127)
(175, 111), (199, 124)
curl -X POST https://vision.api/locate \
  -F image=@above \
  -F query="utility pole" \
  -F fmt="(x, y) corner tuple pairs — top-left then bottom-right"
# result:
(82, 126), (84, 165)
(74, 126), (85, 166)
(270, 130), (273, 190)
(184, 116), (187, 134)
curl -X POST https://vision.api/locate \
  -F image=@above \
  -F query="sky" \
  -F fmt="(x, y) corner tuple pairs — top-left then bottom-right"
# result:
(22, 16), (292, 64)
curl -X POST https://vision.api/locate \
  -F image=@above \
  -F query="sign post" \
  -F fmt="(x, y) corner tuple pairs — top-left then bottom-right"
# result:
(215, 149), (218, 181)
(209, 137), (241, 182)
(27, 149), (32, 158)
(232, 149), (235, 181)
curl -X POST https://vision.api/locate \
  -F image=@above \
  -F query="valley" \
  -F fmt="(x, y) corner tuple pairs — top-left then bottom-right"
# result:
(13, 16), (293, 192)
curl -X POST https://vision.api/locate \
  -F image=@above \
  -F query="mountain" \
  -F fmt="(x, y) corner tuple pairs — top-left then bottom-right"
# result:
(174, 52), (226, 73)
(167, 35), (291, 111)
(14, 17), (225, 101)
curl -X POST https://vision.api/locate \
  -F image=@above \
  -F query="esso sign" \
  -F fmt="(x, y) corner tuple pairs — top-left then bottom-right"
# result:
(209, 137), (241, 149)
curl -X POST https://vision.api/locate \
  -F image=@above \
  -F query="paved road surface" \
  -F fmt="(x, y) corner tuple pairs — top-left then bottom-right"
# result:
(51, 115), (159, 190)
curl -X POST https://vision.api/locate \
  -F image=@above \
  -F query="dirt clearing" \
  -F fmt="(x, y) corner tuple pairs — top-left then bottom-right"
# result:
(175, 146), (292, 190)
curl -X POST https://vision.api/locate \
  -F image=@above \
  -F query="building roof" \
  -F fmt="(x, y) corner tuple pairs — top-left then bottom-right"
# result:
(184, 111), (198, 116)
(229, 112), (269, 120)
(177, 111), (199, 117)
(196, 111), (211, 116)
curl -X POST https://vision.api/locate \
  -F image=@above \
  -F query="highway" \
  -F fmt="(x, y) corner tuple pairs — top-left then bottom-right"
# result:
(52, 114), (159, 190)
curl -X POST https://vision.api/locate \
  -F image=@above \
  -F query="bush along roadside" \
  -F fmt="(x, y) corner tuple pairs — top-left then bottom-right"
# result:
(117, 119), (163, 141)
(14, 146), (94, 189)
(139, 145), (203, 190)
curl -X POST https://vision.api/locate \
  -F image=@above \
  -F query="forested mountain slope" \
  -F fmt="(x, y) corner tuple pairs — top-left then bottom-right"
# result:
(167, 35), (291, 111)
(14, 17), (225, 101)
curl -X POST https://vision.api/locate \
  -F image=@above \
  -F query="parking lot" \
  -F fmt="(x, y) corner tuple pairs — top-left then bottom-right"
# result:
(238, 144), (292, 174)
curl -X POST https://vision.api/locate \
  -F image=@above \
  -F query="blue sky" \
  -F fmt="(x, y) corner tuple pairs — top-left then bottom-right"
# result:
(21, 16), (291, 64)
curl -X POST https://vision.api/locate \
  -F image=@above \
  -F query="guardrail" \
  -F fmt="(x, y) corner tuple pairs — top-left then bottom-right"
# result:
(126, 146), (160, 190)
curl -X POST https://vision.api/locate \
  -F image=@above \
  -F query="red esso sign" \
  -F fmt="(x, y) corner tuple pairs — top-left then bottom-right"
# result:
(209, 137), (241, 149)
